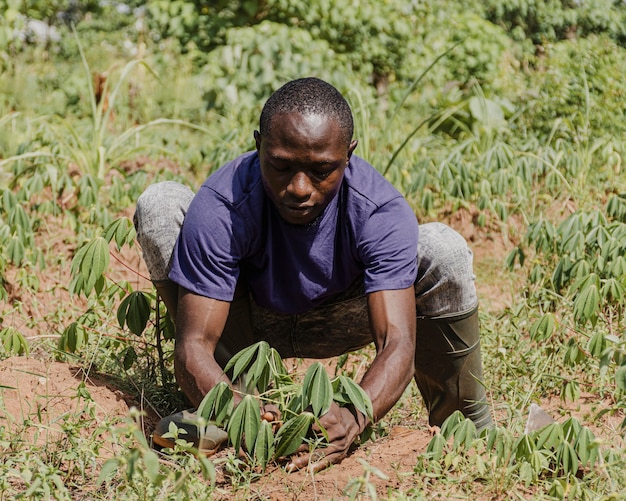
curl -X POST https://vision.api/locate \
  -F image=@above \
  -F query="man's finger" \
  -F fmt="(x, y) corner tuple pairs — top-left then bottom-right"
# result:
(287, 448), (345, 473)
(286, 452), (320, 472)
(295, 442), (312, 454)
(262, 411), (276, 422)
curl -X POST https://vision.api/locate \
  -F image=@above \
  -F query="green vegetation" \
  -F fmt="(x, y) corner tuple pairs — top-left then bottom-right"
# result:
(1, 0), (625, 499)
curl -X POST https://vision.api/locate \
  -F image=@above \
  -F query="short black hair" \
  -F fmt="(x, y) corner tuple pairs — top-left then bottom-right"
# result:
(259, 77), (354, 147)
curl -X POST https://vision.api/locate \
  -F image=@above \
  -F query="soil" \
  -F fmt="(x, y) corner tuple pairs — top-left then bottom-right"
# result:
(1, 203), (622, 499)
(2, 353), (620, 500)
(0, 357), (133, 446)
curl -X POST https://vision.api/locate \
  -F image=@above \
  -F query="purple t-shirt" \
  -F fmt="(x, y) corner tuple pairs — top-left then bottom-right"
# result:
(169, 152), (419, 314)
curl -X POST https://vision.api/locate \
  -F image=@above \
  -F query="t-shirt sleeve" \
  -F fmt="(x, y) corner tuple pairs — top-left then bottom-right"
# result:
(168, 188), (244, 301)
(358, 197), (418, 294)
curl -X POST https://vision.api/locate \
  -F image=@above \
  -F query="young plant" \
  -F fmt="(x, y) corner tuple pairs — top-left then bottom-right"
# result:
(196, 341), (374, 471)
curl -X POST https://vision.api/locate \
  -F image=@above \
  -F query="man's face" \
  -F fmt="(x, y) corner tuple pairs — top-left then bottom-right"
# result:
(255, 112), (358, 225)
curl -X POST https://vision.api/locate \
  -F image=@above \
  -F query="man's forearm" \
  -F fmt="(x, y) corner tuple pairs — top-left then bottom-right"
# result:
(174, 289), (234, 407)
(359, 342), (415, 423)
(363, 287), (417, 424)
(174, 340), (232, 407)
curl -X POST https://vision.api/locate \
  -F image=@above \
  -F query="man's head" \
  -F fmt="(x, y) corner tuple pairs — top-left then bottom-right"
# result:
(255, 78), (358, 225)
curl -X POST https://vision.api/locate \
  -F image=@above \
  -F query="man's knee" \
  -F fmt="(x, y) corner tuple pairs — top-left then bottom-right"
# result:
(135, 181), (195, 281)
(415, 222), (477, 317)
(135, 181), (194, 229)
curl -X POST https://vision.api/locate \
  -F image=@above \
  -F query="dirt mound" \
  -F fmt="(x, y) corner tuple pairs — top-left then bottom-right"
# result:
(0, 357), (132, 444)
(245, 425), (433, 500)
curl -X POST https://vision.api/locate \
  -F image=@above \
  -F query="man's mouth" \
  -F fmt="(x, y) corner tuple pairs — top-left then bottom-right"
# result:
(281, 203), (317, 223)
(285, 204), (313, 212)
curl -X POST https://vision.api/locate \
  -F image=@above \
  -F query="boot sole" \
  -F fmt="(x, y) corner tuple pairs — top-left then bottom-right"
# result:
(152, 431), (222, 456)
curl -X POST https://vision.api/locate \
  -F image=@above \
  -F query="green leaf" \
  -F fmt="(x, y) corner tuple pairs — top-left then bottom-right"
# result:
(126, 449), (140, 481)
(485, 426), (499, 451)
(515, 434), (535, 460)
(505, 246), (525, 270)
(587, 331), (606, 358)
(6, 235), (25, 265)
(8, 204), (31, 232)
(286, 391), (307, 416)
(302, 362), (333, 417)
(117, 291), (151, 336)
(549, 479), (566, 499)
(227, 395), (260, 454)
(561, 417), (581, 442)
(529, 449), (548, 474)
(536, 423), (563, 450)
(551, 256), (571, 290)
(247, 341), (270, 393)
(530, 313), (556, 342)
(562, 380), (580, 402)
(335, 375), (374, 420)
(270, 347), (291, 387)
(197, 381), (233, 426)
(83, 237), (109, 290)
(273, 412), (314, 459)
(97, 458), (120, 485)
(225, 342), (260, 382)
(426, 433), (446, 461)
(564, 338), (583, 366)
(440, 410), (464, 440)
(615, 365), (626, 392)
(1, 327), (29, 356)
(70, 237), (110, 297)
(122, 346), (137, 370)
(572, 277), (601, 325)
(610, 255), (626, 278)
(142, 449), (160, 483)
(254, 420), (275, 470)
(556, 441), (579, 475)
(103, 217), (136, 250)
(601, 277), (625, 303)
(519, 461), (534, 485)
(58, 322), (87, 353)
(468, 96), (505, 128)
(197, 454), (216, 483)
(453, 417), (477, 450)
(575, 427), (597, 468)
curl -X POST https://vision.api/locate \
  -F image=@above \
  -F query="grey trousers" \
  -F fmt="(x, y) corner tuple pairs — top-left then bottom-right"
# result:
(134, 181), (480, 360)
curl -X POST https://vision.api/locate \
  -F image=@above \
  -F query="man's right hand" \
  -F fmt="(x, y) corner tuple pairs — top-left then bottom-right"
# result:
(286, 402), (367, 473)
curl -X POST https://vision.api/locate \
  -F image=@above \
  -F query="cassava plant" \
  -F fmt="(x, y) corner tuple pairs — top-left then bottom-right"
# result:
(61, 216), (177, 386)
(194, 341), (374, 471)
(507, 198), (626, 406)
(422, 411), (603, 499)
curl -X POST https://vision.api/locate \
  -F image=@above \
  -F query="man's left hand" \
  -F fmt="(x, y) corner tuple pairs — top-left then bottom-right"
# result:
(286, 402), (365, 473)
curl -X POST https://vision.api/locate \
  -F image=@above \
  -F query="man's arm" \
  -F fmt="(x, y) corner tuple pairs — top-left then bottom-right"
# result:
(174, 287), (232, 407)
(287, 286), (416, 472)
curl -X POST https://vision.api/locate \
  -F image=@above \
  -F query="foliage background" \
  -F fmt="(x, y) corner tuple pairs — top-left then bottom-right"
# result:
(1, 0), (626, 499)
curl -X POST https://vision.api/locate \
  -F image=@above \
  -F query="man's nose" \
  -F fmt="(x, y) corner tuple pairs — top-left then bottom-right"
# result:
(287, 171), (312, 199)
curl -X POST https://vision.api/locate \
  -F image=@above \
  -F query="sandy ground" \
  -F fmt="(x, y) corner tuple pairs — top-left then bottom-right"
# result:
(1, 203), (622, 499)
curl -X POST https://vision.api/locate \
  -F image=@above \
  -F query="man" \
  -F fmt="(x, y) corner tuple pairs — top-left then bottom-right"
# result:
(134, 77), (492, 472)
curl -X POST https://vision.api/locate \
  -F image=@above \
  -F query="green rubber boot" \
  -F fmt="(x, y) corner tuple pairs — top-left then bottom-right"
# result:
(152, 410), (229, 455)
(414, 308), (493, 431)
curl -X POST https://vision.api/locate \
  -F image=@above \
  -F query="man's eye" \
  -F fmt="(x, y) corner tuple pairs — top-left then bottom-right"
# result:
(313, 170), (332, 179)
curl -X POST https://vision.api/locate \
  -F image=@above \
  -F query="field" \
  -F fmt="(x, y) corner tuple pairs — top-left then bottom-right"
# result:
(1, 2), (626, 499)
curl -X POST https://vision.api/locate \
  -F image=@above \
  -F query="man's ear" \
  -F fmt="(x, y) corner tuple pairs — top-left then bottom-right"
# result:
(254, 130), (261, 152)
(347, 139), (358, 160)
